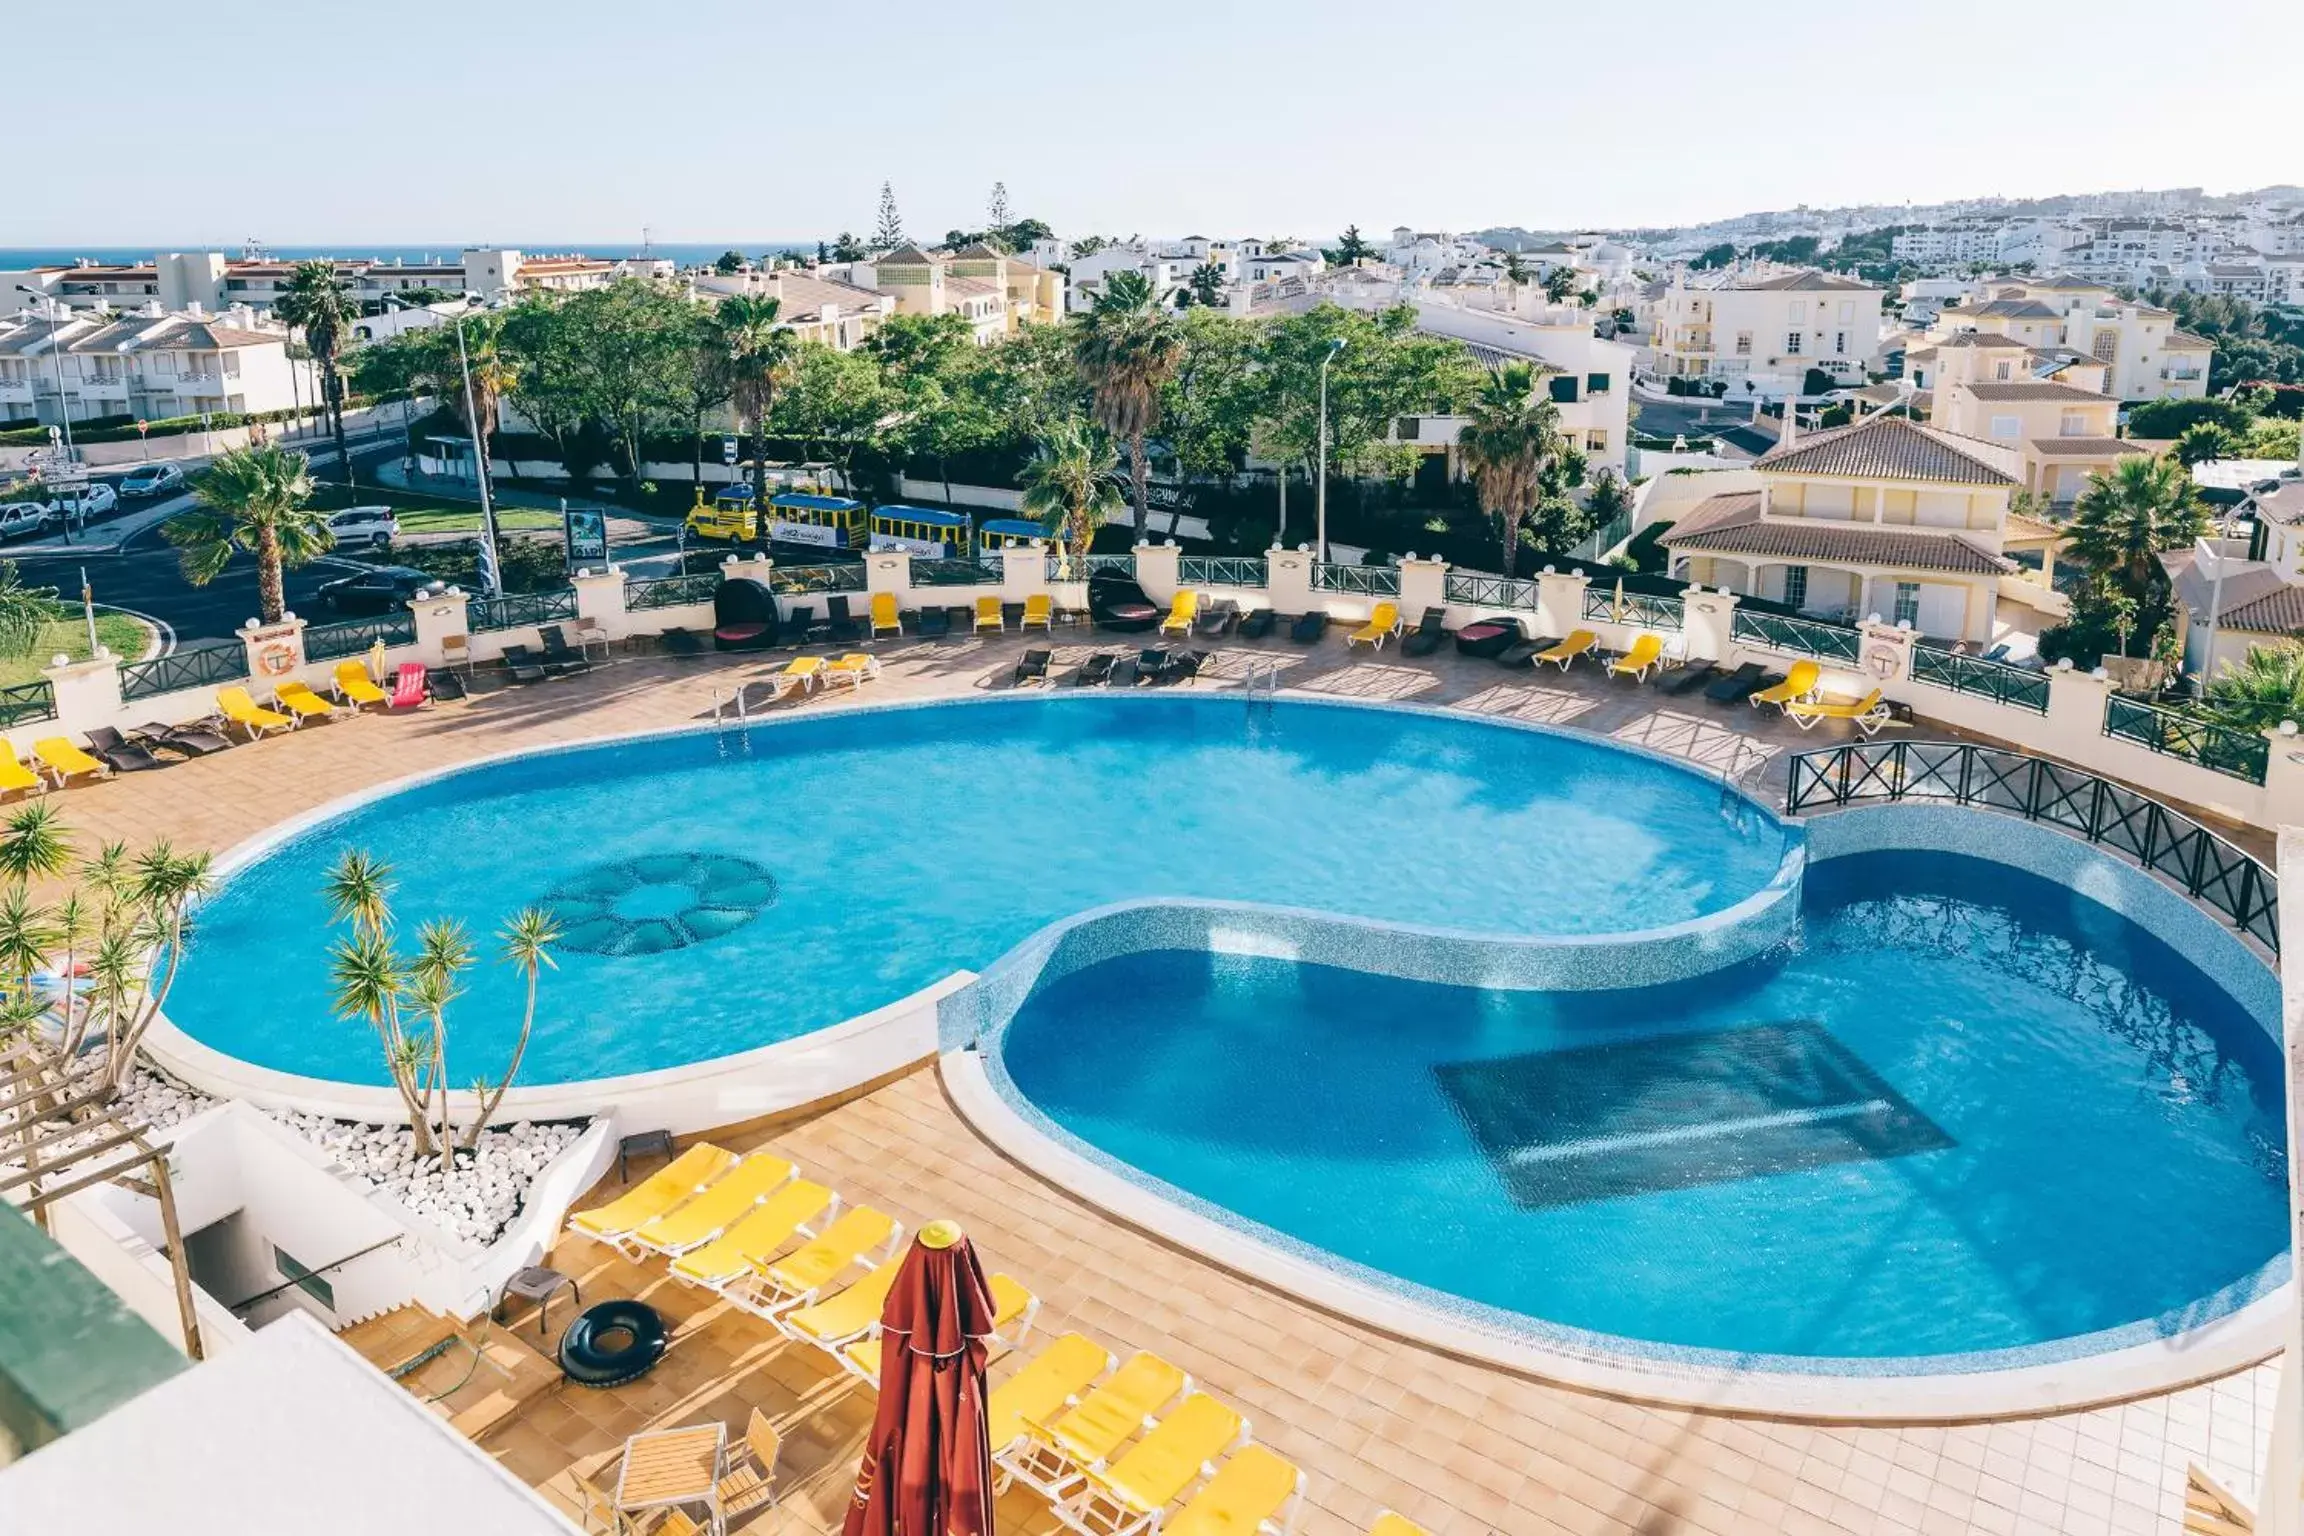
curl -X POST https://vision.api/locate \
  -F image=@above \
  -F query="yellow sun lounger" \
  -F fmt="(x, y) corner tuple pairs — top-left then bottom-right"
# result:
(976, 595), (1007, 633)
(870, 591), (902, 638)
(1162, 1446), (1305, 1536)
(1536, 630), (1597, 671)
(1022, 594), (1054, 632)
(33, 738), (107, 786)
(1607, 633), (1666, 682)
(725, 1205), (903, 1318)
(1786, 688), (1890, 736)
(776, 656), (825, 696)
(1346, 600), (1401, 651)
(826, 653), (880, 689)
(1000, 1351), (1190, 1503)
(670, 1178), (835, 1290)
(273, 680), (339, 720)
(837, 1271), (1040, 1388)
(0, 753), (41, 797)
(626, 1152), (795, 1259)
(1750, 659), (1821, 710)
(333, 661), (389, 707)
(217, 686), (294, 738)
(987, 1334), (1116, 1455)
(777, 1257), (904, 1349)
(1057, 1393), (1248, 1536)
(565, 1143), (737, 1247)
(1159, 591), (1198, 636)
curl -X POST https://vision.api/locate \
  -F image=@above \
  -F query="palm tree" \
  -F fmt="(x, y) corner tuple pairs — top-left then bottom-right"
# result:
(1457, 363), (1562, 573)
(163, 444), (331, 623)
(2065, 454), (2207, 597)
(2207, 642), (2304, 730)
(712, 296), (799, 520)
(274, 261), (357, 487)
(1018, 418), (1125, 571)
(1073, 271), (1183, 539)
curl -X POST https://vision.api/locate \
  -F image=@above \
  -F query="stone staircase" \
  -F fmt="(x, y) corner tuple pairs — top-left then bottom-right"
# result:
(338, 1304), (560, 1443)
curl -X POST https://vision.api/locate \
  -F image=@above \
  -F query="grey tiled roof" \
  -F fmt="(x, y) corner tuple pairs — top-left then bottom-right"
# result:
(1660, 491), (2011, 575)
(1756, 414), (2017, 486)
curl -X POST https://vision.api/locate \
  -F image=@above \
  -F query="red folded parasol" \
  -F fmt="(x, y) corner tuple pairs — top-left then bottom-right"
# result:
(842, 1219), (997, 1536)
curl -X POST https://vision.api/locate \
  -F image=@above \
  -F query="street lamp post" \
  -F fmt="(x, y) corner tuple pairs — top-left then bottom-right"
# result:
(1315, 337), (1346, 564)
(385, 293), (503, 595)
(15, 286), (75, 467)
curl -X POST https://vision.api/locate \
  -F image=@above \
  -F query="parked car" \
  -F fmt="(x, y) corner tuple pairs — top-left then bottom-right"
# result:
(117, 462), (185, 499)
(326, 505), (400, 549)
(315, 565), (440, 615)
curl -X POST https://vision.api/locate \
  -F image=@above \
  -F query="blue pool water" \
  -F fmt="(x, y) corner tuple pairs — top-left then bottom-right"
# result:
(993, 851), (2289, 1364)
(167, 697), (1794, 1085)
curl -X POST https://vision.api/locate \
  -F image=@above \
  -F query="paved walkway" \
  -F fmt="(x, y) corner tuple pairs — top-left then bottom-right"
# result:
(42, 628), (2282, 1536)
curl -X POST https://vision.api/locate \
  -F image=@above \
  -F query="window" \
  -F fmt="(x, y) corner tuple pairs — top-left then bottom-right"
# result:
(1833, 332), (1847, 355)
(1893, 582), (1920, 627)
(1585, 429), (1607, 451)
(1785, 332), (1804, 355)
(1585, 371), (1611, 394)
(1782, 565), (1808, 609)
(273, 1246), (335, 1309)
(1990, 414), (2021, 439)
(1734, 331), (1753, 356)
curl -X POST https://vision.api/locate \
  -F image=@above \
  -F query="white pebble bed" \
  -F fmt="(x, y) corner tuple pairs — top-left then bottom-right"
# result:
(119, 1070), (584, 1247)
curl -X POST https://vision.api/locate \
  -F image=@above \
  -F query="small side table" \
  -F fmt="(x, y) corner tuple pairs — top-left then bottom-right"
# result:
(619, 1128), (675, 1183)
(499, 1265), (579, 1338)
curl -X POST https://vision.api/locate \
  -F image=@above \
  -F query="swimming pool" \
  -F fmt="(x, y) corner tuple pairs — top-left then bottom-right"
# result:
(982, 848), (2289, 1375)
(164, 696), (1798, 1087)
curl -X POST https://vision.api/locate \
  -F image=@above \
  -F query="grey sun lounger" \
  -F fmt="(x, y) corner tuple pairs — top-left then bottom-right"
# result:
(1704, 662), (1771, 704)
(1655, 661), (1722, 696)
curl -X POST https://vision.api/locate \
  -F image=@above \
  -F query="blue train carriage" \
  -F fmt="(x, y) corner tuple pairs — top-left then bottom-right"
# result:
(868, 504), (972, 559)
(975, 517), (1047, 552)
(768, 491), (868, 553)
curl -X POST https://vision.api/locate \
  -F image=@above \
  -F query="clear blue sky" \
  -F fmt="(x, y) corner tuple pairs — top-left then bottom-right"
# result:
(26, 0), (2301, 248)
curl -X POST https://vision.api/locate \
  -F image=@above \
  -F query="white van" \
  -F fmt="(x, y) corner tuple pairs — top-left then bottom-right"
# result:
(326, 505), (399, 549)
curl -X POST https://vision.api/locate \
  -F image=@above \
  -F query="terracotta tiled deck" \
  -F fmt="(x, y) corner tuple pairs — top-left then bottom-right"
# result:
(57, 628), (2282, 1535)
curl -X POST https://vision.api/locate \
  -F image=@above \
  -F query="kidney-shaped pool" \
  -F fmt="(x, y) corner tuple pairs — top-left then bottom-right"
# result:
(165, 695), (1798, 1086)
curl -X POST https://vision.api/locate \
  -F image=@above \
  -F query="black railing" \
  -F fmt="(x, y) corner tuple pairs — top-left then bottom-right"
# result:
(769, 564), (867, 595)
(626, 571), (721, 610)
(2104, 695), (2270, 786)
(1909, 643), (2050, 715)
(1312, 562), (1400, 596)
(1580, 587), (1685, 631)
(120, 645), (246, 703)
(1443, 571), (1539, 611)
(1787, 739), (2279, 953)
(1731, 607), (1863, 665)
(0, 680), (55, 730)
(469, 589), (578, 633)
(1177, 555), (1267, 588)
(304, 613), (417, 662)
(910, 558), (1003, 587)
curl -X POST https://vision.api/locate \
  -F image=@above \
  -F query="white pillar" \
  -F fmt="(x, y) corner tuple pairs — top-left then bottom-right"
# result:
(1265, 545), (1315, 616)
(1396, 554), (1449, 621)
(1133, 541), (1182, 605)
(1681, 585), (1740, 663)
(1536, 566), (1591, 640)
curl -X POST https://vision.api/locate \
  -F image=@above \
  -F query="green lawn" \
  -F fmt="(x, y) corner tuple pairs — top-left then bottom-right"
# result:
(0, 615), (154, 688)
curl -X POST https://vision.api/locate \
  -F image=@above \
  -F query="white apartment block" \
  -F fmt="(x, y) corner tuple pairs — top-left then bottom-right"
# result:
(0, 304), (317, 427)
(1649, 269), (1885, 395)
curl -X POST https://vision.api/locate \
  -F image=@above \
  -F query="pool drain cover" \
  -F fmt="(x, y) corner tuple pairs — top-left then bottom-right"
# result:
(1435, 1021), (1952, 1209)
(540, 852), (778, 956)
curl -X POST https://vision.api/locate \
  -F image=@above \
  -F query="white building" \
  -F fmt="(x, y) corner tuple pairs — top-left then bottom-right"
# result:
(0, 304), (318, 427)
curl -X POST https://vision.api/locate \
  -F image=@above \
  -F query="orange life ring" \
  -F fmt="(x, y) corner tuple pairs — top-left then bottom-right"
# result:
(257, 643), (297, 676)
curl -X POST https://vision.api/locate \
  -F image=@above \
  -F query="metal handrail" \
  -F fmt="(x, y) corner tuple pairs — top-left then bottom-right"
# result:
(1786, 738), (2278, 953)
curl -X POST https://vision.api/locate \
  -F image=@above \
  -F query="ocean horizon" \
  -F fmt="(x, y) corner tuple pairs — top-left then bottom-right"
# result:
(0, 241), (820, 270)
